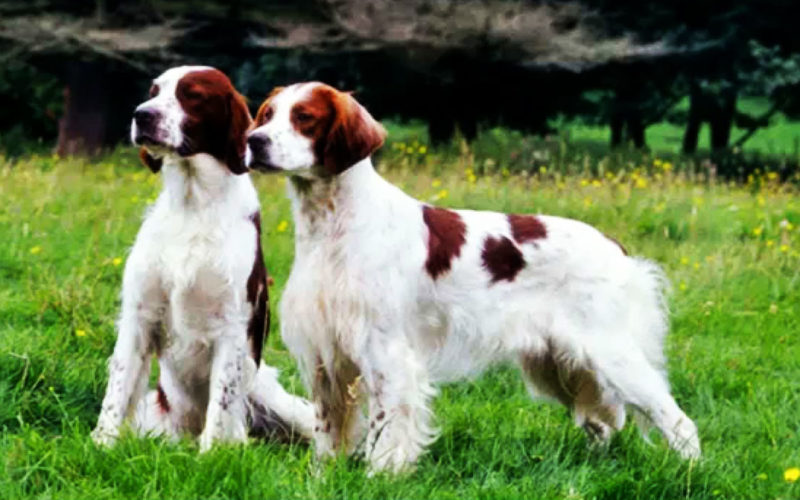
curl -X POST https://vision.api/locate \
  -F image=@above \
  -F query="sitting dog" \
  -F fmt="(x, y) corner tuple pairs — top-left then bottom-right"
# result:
(91, 67), (313, 451)
(245, 82), (701, 473)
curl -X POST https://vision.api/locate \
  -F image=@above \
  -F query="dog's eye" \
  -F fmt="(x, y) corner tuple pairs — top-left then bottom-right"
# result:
(183, 88), (204, 100)
(294, 111), (313, 123)
(149, 84), (159, 98)
(261, 107), (274, 124)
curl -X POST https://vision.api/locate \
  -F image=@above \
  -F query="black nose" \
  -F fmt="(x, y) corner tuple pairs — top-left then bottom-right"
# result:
(247, 134), (270, 152)
(134, 108), (159, 127)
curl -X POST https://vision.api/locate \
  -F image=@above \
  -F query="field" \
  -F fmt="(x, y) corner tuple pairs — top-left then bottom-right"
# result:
(1, 141), (799, 499)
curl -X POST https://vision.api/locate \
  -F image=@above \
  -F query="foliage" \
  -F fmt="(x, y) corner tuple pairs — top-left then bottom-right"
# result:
(1, 145), (798, 499)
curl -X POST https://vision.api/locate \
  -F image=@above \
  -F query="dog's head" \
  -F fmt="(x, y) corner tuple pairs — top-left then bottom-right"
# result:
(245, 82), (386, 177)
(131, 66), (251, 174)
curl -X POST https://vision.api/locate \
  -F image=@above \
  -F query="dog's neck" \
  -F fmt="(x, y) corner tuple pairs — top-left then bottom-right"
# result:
(286, 157), (391, 240)
(160, 153), (243, 211)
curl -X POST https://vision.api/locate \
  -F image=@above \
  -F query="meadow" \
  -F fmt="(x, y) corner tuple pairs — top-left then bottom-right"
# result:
(1, 137), (799, 499)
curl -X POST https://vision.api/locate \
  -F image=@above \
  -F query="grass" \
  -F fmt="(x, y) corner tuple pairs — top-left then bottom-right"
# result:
(1, 144), (799, 499)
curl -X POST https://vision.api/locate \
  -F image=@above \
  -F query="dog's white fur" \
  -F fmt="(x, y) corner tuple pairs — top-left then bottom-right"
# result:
(91, 67), (313, 451)
(247, 82), (701, 473)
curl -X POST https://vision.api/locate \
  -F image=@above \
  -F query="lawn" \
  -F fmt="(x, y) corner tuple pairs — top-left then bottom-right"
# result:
(1, 145), (798, 499)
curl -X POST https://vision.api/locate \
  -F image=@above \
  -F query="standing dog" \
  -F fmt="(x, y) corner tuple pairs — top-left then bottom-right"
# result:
(245, 82), (701, 473)
(92, 67), (313, 451)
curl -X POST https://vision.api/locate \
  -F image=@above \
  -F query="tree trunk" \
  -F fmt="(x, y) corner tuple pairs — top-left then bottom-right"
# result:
(710, 90), (736, 151)
(610, 112), (624, 147)
(56, 61), (110, 156)
(682, 82), (702, 154)
(627, 111), (645, 148)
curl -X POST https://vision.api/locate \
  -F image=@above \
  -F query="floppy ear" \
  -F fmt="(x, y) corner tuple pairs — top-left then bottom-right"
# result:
(323, 91), (386, 175)
(139, 147), (163, 173)
(224, 90), (253, 175)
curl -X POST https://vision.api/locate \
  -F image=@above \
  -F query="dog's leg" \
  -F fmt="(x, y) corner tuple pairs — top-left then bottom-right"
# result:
(519, 349), (625, 444)
(91, 300), (157, 446)
(361, 336), (437, 475)
(595, 352), (701, 459)
(247, 364), (315, 442)
(311, 352), (365, 460)
(198, 337), (249, 452)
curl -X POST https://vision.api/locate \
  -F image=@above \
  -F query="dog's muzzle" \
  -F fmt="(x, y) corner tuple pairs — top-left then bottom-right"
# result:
(246, 134), (280, 172)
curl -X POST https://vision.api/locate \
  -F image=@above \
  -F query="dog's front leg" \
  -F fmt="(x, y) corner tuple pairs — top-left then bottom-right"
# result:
(362, 334), (437, 475)
(199, 337), (249, 452)
(92, 298), (157, 446)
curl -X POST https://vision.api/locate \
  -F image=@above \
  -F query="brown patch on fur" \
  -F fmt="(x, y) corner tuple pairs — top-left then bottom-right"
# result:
(521, 345), (622, 436)
(156, 384), (170, 413)
(139, 147), (163, 173)
(175, 69), (252, 174)
(422, 205), (467, 280)
(313, 354), (362, 453)
(287, 83), (386, 175)
(481, 236), (525, 283)
(508, 214), (547, 244)
(246, 212), (270, 364)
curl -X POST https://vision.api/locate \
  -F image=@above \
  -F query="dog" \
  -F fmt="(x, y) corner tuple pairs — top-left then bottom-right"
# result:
(91, 66), (313, 452)
(244, 82), (701, 473)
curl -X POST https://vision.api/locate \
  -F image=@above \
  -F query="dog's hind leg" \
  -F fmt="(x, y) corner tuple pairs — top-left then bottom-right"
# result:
(519, 346), (625, 444)
(592, 350), (700, 459)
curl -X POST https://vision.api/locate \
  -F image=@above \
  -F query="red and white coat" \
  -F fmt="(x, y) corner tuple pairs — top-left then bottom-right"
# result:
(246, 82), (701, 473)
(91, 66), (313, 452)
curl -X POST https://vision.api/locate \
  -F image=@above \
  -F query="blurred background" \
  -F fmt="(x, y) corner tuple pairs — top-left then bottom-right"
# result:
(3, 0), (800, 176)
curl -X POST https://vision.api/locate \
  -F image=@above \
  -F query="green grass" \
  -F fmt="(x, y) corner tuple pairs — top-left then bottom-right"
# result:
(1, 147), (799, 499)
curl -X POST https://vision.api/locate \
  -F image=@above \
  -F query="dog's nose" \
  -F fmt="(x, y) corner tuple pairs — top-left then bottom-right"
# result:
(134, 108), (159, 127)
(247, 134), (271, 152)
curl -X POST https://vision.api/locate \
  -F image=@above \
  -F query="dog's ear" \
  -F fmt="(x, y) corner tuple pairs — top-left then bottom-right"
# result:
(139, 147), (163, 173)
(224, 90), (253, 175)
(323, 91), (386, 175)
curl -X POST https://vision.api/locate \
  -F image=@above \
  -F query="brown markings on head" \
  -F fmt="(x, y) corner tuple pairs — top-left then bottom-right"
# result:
(175, 68), (252, 174)
(508, 214), (547, 244)
(139, 147), (163, 173)
(482, 236), (525, 283)
(422, 205), (467, 280)
(156, 384), (170, 413)
(253, 86), (285, 127)
(292, 83), (386, 175)
(246, 212), (270, 364)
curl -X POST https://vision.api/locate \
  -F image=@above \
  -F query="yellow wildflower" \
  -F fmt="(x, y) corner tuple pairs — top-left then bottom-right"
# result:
(780, 244), (789, 253)
(277, 220), (289, 233)
(583, 197), (592, 207)
(418, 146), (427, 155)
(752, 227), (763, 237)
(467, 173), (477, 184)
(591, 180), (602, 188)
(653, 159), (663, 167)
(75, 329), (87, 338)
(539, 166), (548, 174)
(766, 240), (774, 248)
(635, 177), (648, 189)
(112, 257), (123, 267)
(431, 179), (442, 188)
(30, 246), (42, 255)
(580, 179), (589, 187)
(437, 189), (449, 199)
(662, 162), (673, 172)
(680, 256), (690, 266)
(785, 467), (800, 483)
(679, 281), (688, 291)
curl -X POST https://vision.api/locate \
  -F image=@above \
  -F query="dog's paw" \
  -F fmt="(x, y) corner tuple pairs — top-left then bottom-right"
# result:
(90, 426), (118, 448)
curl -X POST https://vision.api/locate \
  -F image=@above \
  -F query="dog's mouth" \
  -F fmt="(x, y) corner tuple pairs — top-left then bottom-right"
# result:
(247, 154), (283, 173)
(134, 133), (167, 148)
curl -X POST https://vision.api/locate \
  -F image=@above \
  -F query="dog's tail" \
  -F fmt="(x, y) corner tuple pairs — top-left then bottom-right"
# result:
(247, 364), (315, 443)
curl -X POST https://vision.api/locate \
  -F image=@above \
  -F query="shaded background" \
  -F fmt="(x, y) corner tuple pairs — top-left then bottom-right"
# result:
(3, 0), (800, 171)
